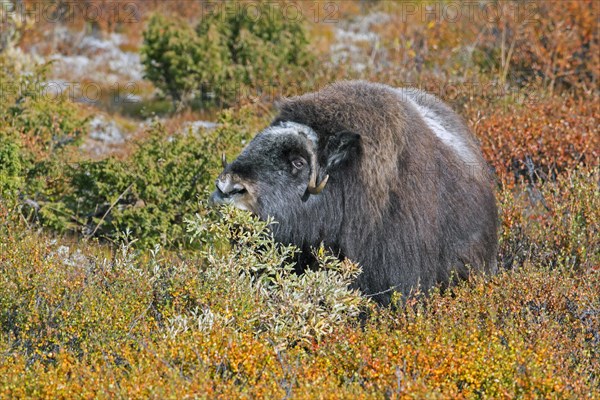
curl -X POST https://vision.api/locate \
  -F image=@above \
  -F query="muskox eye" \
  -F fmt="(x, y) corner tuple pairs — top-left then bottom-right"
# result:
(291, 158), (306, 170)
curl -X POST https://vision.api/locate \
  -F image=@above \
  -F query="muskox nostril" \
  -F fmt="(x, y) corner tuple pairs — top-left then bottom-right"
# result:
(216, 177), (246, 197)
(228, 185), (246, 196)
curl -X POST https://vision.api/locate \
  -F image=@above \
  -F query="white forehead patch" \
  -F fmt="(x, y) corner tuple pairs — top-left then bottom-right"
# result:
(261, 121), (318, 145)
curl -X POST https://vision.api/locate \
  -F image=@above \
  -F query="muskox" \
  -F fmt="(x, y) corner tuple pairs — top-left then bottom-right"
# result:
(210, 81), (498, 304)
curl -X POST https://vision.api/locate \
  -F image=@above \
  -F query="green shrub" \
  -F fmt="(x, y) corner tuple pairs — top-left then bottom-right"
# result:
(141, 2), (313, 106)
(1, 52), (266, 247)
(195, 1), (312, 86)
(0, 56), (88, 204)
(33, 108), (257, 247)
(0, 133), (25, 199)
(140, 14), (210, 103)
(8, 90), (88, 153)
(0, 60), (88, 156)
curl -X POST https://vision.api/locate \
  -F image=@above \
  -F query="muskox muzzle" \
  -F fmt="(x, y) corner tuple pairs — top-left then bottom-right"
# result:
(210, 175), (246, 205)
(210, 153), (246, 206)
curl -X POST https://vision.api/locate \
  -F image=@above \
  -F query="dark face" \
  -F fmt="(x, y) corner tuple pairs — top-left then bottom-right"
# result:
(210, 121), (361, 243)
(210, 122), (323, 218)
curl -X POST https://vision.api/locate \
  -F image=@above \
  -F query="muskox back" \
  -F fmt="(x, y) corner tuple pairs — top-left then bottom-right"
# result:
(213, 81), (498, 305)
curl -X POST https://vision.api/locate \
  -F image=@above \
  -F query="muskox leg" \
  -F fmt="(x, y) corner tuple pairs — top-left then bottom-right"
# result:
(293, 244), (345, 275)
(293, 246), (318, 274)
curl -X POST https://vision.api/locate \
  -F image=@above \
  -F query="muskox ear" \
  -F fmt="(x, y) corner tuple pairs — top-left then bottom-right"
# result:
(325, 131), (361, 170)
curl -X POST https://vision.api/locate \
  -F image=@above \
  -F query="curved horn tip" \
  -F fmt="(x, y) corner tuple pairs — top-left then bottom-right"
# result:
(221, 152), (228, 168)
(308, 174), (329, 195)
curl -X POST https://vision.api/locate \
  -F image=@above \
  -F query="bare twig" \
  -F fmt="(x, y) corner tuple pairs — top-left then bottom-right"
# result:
(88, 183), (133, 238)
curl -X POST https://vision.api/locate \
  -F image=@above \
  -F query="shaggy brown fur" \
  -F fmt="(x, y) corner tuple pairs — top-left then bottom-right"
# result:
(211, 81), (498, 304)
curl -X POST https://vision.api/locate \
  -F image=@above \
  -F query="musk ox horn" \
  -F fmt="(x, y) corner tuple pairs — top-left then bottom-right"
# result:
(221, 152), (228, 169)
(307, 154), (329, 195)
(307, 173), (329, 194)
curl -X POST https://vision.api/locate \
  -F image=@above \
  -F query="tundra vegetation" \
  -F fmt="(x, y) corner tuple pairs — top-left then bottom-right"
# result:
(0, 0), (599, 398)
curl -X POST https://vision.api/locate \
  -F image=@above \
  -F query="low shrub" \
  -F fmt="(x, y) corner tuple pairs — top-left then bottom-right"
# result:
(141, 1), (313, 106)
(0, 53), (269, 247)
(473, 95), (599, 185)
(0, 55), (89, 203)
(374, 0), (598, 93)
(140, 14), (208, 104)
(0, 60), (89, 159)
(31, 108), (259, 247)
(499, 165), (599, 271)
(0, 133), (26, 199)
(0, 195), (597, 398)
(186, 205), (367, 348)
